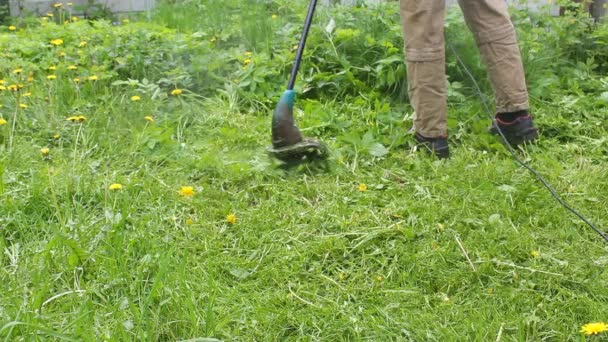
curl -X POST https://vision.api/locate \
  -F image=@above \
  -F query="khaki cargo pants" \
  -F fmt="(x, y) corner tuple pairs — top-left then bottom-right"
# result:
(400, 0), (529, 138)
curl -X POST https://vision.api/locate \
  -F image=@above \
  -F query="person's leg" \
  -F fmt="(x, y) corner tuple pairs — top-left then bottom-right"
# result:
(458, 0), (538, 145)
(399, 0), (450, 158)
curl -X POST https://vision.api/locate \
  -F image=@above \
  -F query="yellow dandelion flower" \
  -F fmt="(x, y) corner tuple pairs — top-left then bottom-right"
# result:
(144, 116), (155, 123)
(178, 186), (195, 197)
(19, 103), (28, 109)
(8, 84), (18, 91)
(78, 41), (87, 47)
(244, 51), (253, 57)
(47, 13), (54, 17)
(53, 3), (63, 8)
(8, 25), (16, 31)
(17, 84), (24, 89)
(42, 17), (49, 21)
(357, 183), (367, 192)
(0, 86), (5, 91)
(27, 76), (34, 82)
(0, 118), (7, 126)
(226, 213), (237, 225)
(338, 272), (346, 281)
(292, 44), (299, 51)
(243, 58), (252, 65)
(531, 250), (540, 258)
(47, 75), (57, 80)
(23, 92), (32, 97)
(271, 14), (278, 19)
(131, 95), (141, 101)
(88, 75), (98, 81)
(67, 115), (87, 122)
(53, 133), (61, 139)
(50, 39), (64, 46)
(171, 88), (183, 96)
(59, 51), (66, 57)
(13, 68), (23, 74)
(376, 275), (383, 282)
(67, 65), (77, 70)
(40, 147), (50, 155)
(48, 66), (57, 70)
(73, 78), (81, 83)
(185, 218), (194, 225)
(71, 16), (78, 21)
(0, 80), (4, 84)
(580, 322), (608, 336)
(109, 183), (123, 190)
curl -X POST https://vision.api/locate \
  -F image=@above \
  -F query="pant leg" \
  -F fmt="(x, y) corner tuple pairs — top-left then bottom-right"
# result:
(457, 0), (529, 113)
(399, 0), (447, 138)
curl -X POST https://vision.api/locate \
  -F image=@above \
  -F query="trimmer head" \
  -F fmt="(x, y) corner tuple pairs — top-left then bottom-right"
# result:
(268, 137), (328, 163)
(269, 90), (328, 164)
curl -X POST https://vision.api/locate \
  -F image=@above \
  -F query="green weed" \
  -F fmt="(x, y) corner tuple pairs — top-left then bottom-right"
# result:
(0, 1), (607, 341)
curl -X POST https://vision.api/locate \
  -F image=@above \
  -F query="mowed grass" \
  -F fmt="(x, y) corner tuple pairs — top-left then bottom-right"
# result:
(1, 4), (608, 342)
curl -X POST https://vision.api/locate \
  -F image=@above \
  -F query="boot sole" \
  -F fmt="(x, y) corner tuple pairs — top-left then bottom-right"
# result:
(490, 126), (538, 146)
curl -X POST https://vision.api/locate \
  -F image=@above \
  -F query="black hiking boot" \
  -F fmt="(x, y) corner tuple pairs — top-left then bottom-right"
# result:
(415, 132), (450, 159)
(490, 111), (538, 146)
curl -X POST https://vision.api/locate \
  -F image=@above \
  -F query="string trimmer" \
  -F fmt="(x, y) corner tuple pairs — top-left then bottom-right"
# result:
(268, 0), (328, 164)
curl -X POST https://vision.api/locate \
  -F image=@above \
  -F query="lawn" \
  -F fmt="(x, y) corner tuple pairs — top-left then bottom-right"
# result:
(1, 1), (607, 341)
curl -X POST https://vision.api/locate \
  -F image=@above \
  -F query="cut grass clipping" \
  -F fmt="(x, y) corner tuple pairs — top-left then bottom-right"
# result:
(1, 1), (607, 340)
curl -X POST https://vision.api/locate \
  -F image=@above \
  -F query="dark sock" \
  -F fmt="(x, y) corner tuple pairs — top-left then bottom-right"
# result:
(415, 132), (447, 141)
(496, 110), (528, 123)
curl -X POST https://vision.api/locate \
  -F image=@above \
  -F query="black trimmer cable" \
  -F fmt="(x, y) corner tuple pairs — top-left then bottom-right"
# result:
(447, 42), (608, 244)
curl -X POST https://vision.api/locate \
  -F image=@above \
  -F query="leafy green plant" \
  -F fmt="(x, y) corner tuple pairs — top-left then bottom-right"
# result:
(73, 0), (115, 21)
(0, 0), (9, 25)
(0, 3), (607, 341)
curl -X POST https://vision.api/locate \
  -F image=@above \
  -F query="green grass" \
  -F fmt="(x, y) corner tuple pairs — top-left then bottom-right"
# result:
(1, 1), (608, 341)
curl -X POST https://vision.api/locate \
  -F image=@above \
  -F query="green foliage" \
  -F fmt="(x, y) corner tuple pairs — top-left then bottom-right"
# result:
(74, 0), (115, 21)
(0, 0), (8, 25)
(0, 1), (607, 341)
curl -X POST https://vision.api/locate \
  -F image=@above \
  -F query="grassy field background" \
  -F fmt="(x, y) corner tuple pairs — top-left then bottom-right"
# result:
(1, 1), (607, 340)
